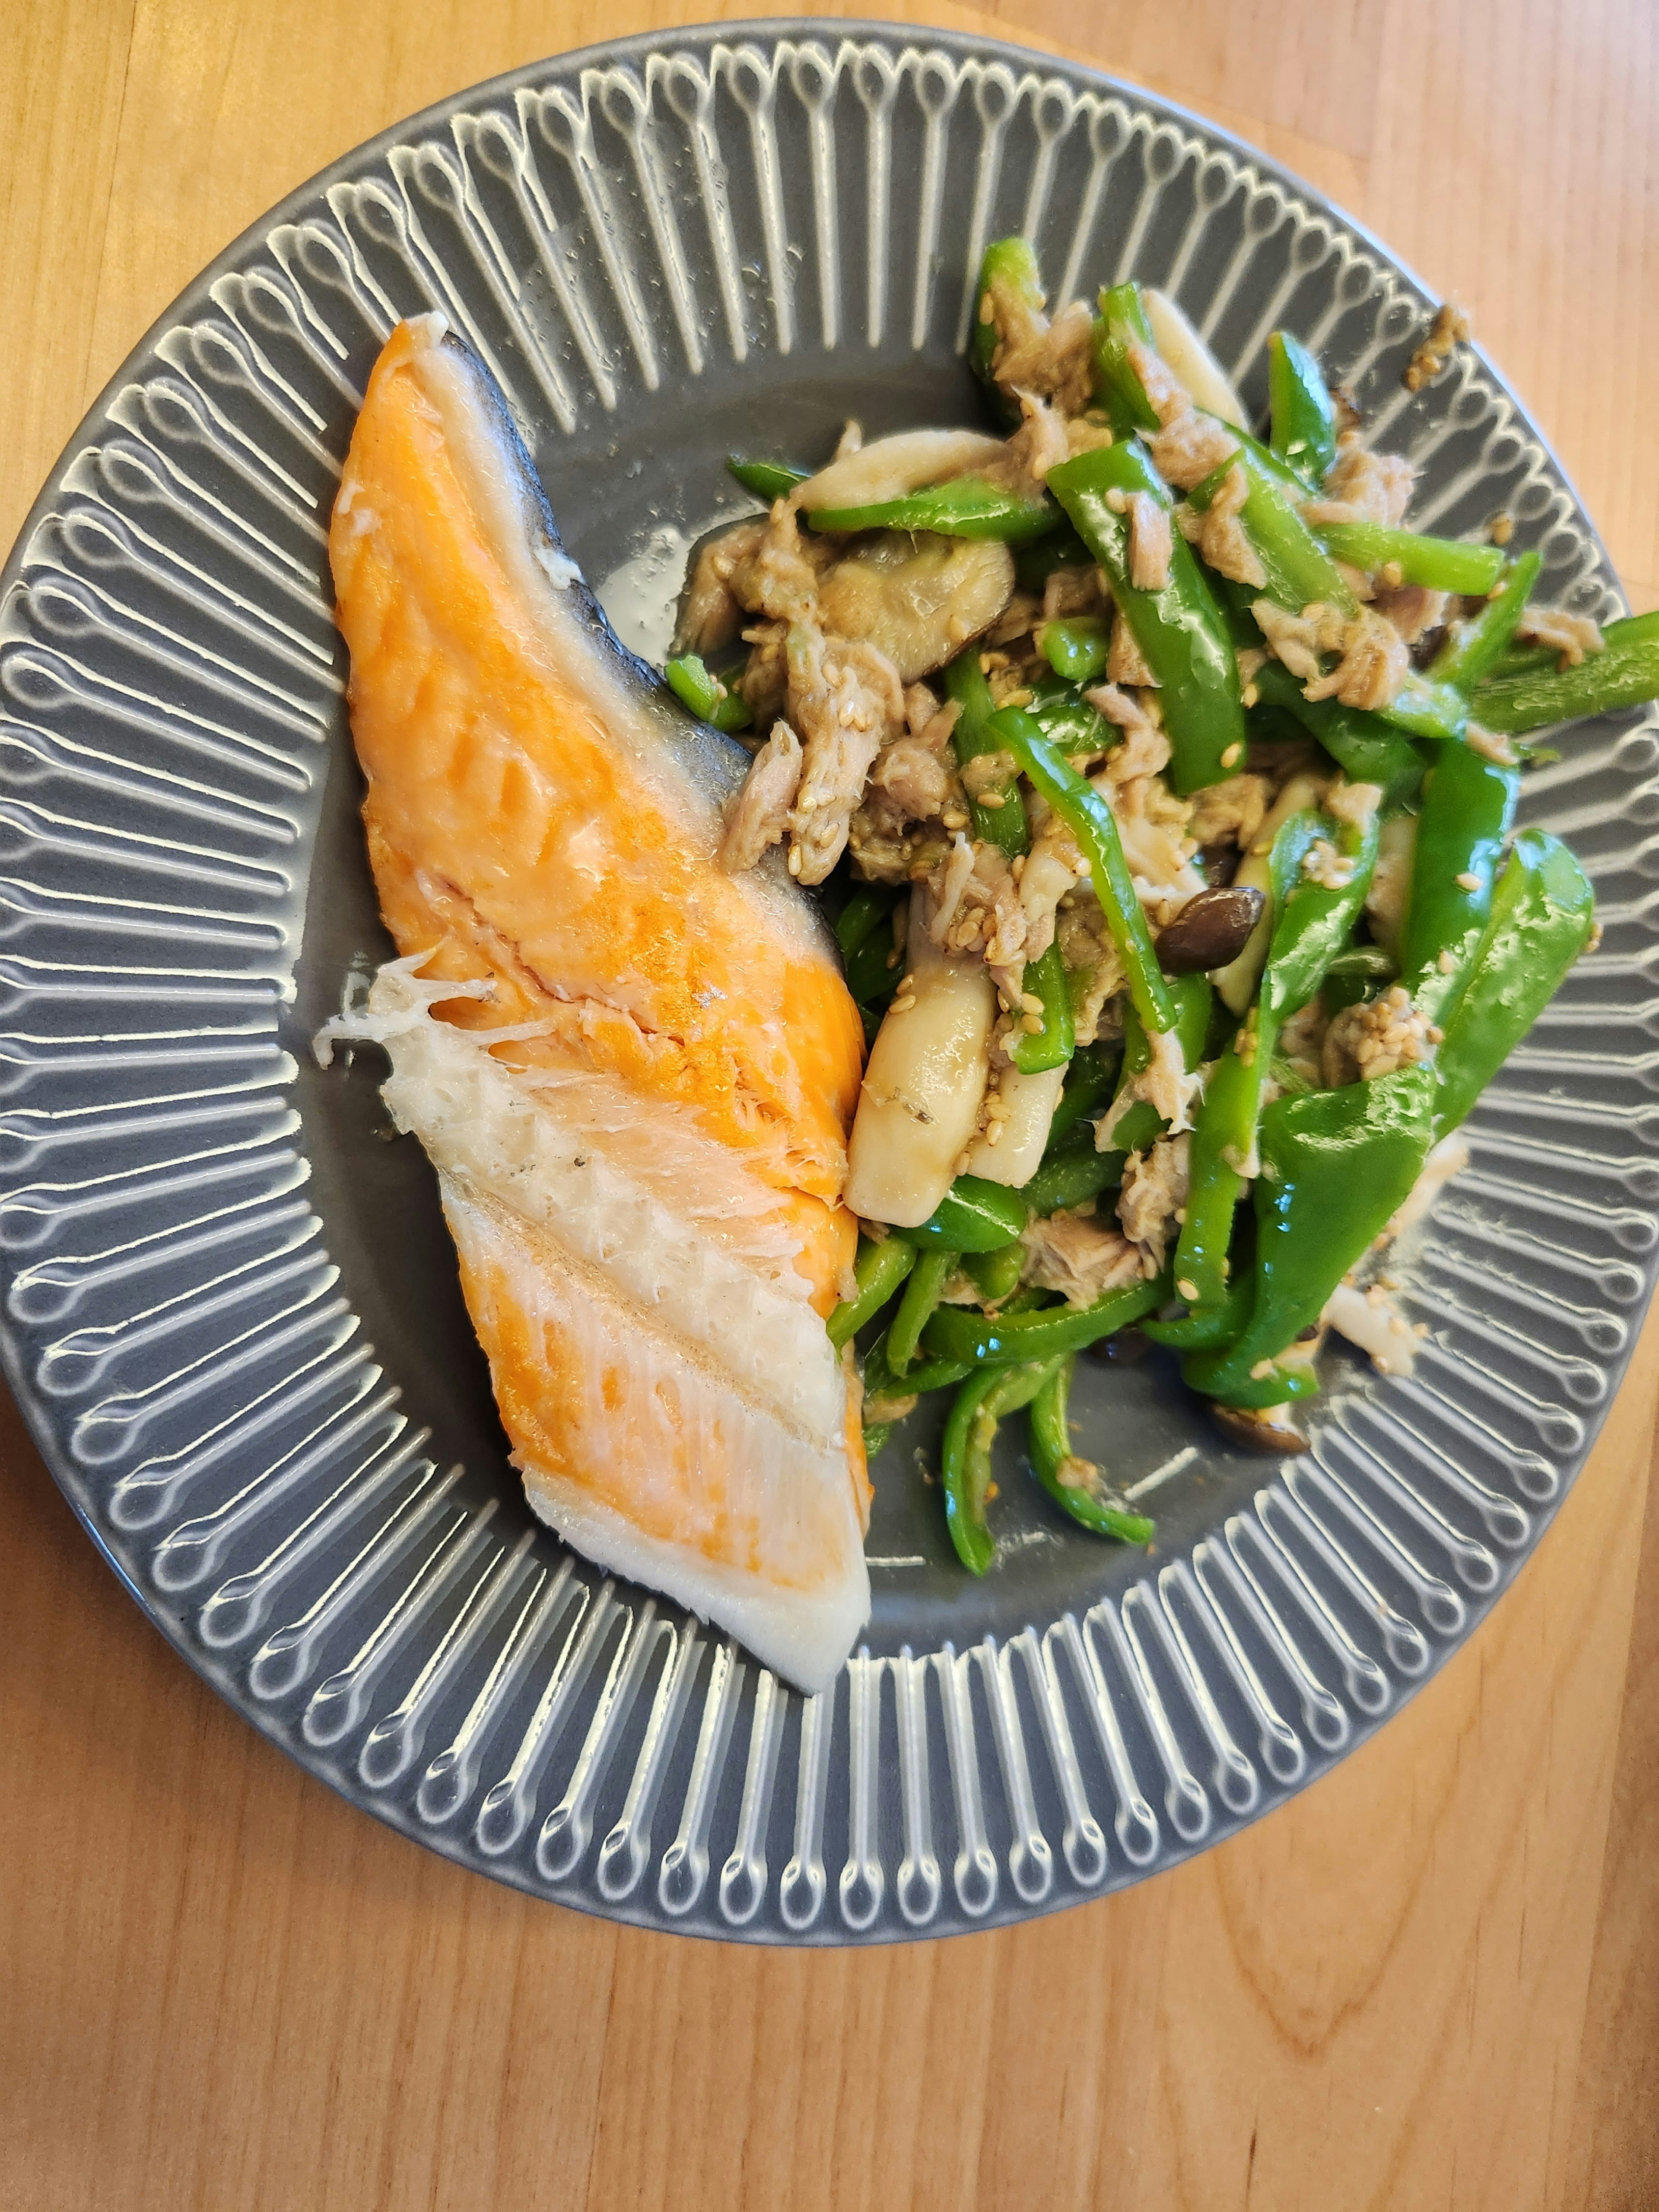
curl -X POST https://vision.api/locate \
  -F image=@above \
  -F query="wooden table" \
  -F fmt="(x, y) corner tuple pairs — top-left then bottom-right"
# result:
(4, 2), (1657, 2205)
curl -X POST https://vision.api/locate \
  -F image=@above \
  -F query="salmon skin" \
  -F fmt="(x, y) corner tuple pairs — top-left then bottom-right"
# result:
(325, 315), (871, 1693)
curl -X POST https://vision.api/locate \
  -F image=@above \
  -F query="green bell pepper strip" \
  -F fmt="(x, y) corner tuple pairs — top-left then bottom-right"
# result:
(943, 1357), (1066, 1574)
(1398, 742), (1521, 1021)
(1188, 446), (1359, 618)
(1141, 1264), (1252, 1350)
(1316, 521), (1505, 597)
(862, 1326), (973, 1409)
(1046, 1041), (1120, 1147)
(925, 1269), (1169, 1368)
(1023, 1133), (1125, 1216)
(1047, 442), (1247, 794)
(842, 924), (903, 1007)
(861, 1421), (894, 1459)
(1027, 669), (1117, 756)
(835, 882), (901, 960)
(1432, 829), (1595, 1138)
(828, 1236), (916, 1350)
(1028, 1357), (1156, 1542)
(1174, 806), (1379, 1315)
(727, 457), (808, 501)
(893, 1174), (1030, 1253)
(989, 704), (1179, 1035)
(801, 474), (1060, 542)
(663, 654), (753, 731)
(1007, 940), (1077, 1074)
(1015, 523), (1095, 592)
(1470, 609), (1659, 733)
(1429, 550), (1540, 693)
(1246, 659), (1425, 808)
(962, 1240), (1027, 1304)
(1091, 281), (1160, 433)
(972, 236), (1043, 426)
(1267, 331), (1338, 489)
(1183, 1066), (1438, 1408)
(944, 648), (1031, 857)
(1038, 617), (1112, 687)
(888, 1247), (959, 1374)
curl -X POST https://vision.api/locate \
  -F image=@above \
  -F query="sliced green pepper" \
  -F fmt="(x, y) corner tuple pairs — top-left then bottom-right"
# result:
(1047, 442), (1247, 793)
(924, 1270), (1167, 1368)
(942, 1357), (1065, 1574)
(1189, 446), (1359, 618)
(1091, 281), (1160, 434)
(1007, 940), (1076, 1074)
(1046, 1041), (1120, 1147)
(972, 236), (1043, 426)
(1038, 617), (1112, 687)
(1316, 521), (1505, 597)
(893, 1174), (1030, 1254)
(962, 1240), (1027, 1305)
(990, 704), (1179, 1036)
(1103, 975), (1214, 1156)
(842, 922), (903, 1008)
(1429, 550), (1541, 693)
(1141, 1263), (1252, 1351)
(1023, 1132), (1124, 1216)
(727, 457), (808, 501)
(1027, 669), (1116, 757)
(861, 1421), (894, 1459)
(1247, 659), (1425, 808)
(1184, 1067), (1437, 1408)
(888, 1247), (958, 1374)
(1398, 741), (1520, 1022)
(835, 882), (901, 960)
(1471, 609), (1659, 733)
(944, 647), (1030, 856)
(802, 474), (1059, 542)
(663, 653), (753, 731)
(1433, 829), (1595, 1137)
(1267, 331), (1337, 489)
(828, 1236), (916, 1349)
(1028, 1356), (1156, 1542)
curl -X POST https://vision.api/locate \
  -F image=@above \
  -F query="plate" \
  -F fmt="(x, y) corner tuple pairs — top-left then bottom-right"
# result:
(3, 19), (1655, 1943)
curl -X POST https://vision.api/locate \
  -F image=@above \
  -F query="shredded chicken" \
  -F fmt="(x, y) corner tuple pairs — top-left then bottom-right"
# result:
(982, 282), (1096, 417)
(727, 500), (828, 626)
(1107, 609), (1158, 687)
(1123, 337), (1190, 429)
(1252, 598), (1348, 683)
(1325, 779), (1383, 827)
(1127, 491), (1173, 591)
(784, 628), (904, 883)
(982, 389), (1073, 502)
(848, 692), (964, 876)
(1042, 564), (1108, 623)
(1065, 416), (1117, 457)
(1302, 607), (1411, 711)
(675, 519), (765, 655)
(1374, 582), (1449, 646)
(1116, 1134), (1190, 1274)
(1465, 721), (1520, 767)
(1016, 798), (1087, 962)
(1147, 410), (1242, 492)
(1189, 772), (1269, 853)
(926, 838), (1027, 968)
(1516, 607), (1605, 669)
(1195, 462), (1266, 589)
(719, 720), (803, 872)
(738, 620), (789, 724)
(1303, 440), (1416, 528)
(1019, 1210), (1145, 1308)
(1055, 892), (1125, 1044)
(1085, 684), (1169, 779)
(1322, 985), (1432, 1085)
(925, 830), (977, 944)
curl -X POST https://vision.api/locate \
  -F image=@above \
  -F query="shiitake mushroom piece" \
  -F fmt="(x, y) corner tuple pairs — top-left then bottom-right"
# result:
(1155, 885), (1267, 974)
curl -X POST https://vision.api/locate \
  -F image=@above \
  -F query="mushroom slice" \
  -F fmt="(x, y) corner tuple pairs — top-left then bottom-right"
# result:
(795, 428), (1007, 517)
(819, 533), (1015, 684)
(1211, 1402), (1311, 1455)
(1142, 289), (1249, 431)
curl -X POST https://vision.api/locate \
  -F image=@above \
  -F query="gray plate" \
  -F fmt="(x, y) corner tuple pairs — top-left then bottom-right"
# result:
(3, 19), (1655, 1943)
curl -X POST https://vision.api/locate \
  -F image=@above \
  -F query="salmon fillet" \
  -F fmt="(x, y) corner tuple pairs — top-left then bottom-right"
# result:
(326, 315), (871, 1691)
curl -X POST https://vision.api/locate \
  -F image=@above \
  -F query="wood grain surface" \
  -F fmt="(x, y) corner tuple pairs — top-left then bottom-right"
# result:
(3, 3), (1657, 2206)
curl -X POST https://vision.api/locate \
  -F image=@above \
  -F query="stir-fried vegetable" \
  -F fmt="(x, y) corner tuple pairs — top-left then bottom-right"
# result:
(1268, 331), (1338, 487)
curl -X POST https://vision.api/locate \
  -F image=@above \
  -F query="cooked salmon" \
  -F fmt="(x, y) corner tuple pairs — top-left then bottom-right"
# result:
(325, 315), (871, 1692)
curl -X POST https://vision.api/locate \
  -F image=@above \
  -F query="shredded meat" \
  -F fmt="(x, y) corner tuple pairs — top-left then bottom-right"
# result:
(1325, 779), (1383, 827)
(1195, 462), (1266, 589)
(925, 830), (977, 943)
(1042, 564), (1108, 623)
(1016, 800), (1087, 961)
(1322, 985), (1432, 1086)
(1374, 582), (1449, 645)
(927, 838), (1027, 968)
(1107, 610), (1157, 687)
(1277, 998), (1328, 1092)
(720, 721), (803, 873)
(726, 501), (828, 626)
(1117, 1134), (1190, 1274)
(738, 620), (789, 724)
(1147, 410), (1241, 491)
(849, 693), (963, 876)
(1188, 773), (1268, 854)
(1516, 607), (1605, 668)
(1098, 1025), (1201, 1145)
(1123, 337), (1190, 429)
(1252, 598), (1348, 682)
(1085, 684), (1169, 779)
(1065, 416), (1117, 457)
(675, 519), (765, 655)
(785, 628), (903, 883)
(982, 389), (1073, 502)
(1127, 491), (1174, 591)
(984, 283), (1095, 417)
(1020, 1211), (1145, 1308)
(1055, 892), (1125, 1045)
(1302, 607), (1411, 711)
(1303, 440), (1415, 528)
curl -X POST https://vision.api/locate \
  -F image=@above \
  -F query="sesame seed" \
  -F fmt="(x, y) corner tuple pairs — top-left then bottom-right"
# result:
(890, 995), (917, 1014)
(1455, 869), (1482, 892)
(797, 792), (816, 813)
(787, 845), (802, 875)
(1020, 991), (1045, 1016)
(986, 1121), (1004, 1145)
(1221, 743), (1243, 769)
(979, 790), (1007, 809)
(1437, 948), (1456, 974)
(1177, 1278), (1199, 1302)
(1020, 1013), (1044, 1033)
(1249, 1359), (1275, 1380)
(1491, 514), (1514, 546)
